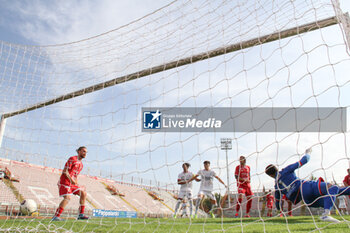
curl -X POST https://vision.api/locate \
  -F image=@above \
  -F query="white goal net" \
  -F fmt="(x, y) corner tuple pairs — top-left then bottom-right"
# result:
(1, 0), (350, 232)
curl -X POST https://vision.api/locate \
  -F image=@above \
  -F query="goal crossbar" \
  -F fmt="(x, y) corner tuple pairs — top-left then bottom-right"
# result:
(2, 15), (341, 119)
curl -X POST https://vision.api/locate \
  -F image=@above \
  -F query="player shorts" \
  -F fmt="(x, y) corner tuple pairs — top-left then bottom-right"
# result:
(300, 179), (333, 208)
(339, 202), (346, 209)
(198, 190), (215, 200)
(237, 184), (253, 196)
(178, 190), (193, 199)
(267, 203), (273, 209)
(58, 183), (83, 197)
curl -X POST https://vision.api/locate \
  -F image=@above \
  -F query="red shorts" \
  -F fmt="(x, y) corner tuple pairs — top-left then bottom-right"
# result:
(58, 183), (82, 197)
(237, 184), (253, 196)
(267, 203), (273, 209)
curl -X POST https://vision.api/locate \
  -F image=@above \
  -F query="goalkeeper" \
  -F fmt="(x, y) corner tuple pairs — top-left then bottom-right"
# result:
(265, 148), (350, 223)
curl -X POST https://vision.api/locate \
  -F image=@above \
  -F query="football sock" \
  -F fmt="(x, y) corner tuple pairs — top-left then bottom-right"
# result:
(195, 198), (201, 215)
(174, 200), (181, 215)
(55, 207), (64, 217)
(189, 200), (193, 216)
(236, 197), (242, 212)
(79, 205), (85, 215)
(246, 198), (252, 214)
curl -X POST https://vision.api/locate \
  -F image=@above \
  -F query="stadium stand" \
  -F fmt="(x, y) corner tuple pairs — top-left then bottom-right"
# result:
(0, 158), (175, 217)
(0, 180), (18, 204)
(6, 160), (83, 210)
(78, 177), (135, 212)
(157, 190), (177, 209)
(102, 180), (173, 216)
(105, 184), (125, 197)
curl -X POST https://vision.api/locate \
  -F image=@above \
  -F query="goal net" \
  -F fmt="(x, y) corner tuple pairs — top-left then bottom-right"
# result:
(1, 0), (350, 232)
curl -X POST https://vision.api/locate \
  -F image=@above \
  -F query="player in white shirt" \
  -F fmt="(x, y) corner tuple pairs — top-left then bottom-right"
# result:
(188, 161), (226, 218)
(174, 163), (199, 218)
(338, 195), (348, 215)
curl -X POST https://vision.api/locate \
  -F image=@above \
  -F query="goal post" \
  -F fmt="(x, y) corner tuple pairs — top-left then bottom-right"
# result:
(0, 15), (342, 120)
(333, 0), (350, 49)
(0, 115), (6, 148)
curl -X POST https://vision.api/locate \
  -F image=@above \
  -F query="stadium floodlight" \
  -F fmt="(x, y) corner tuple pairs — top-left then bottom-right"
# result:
(220, 138), (232, 150)
(221, 138), (232, 208)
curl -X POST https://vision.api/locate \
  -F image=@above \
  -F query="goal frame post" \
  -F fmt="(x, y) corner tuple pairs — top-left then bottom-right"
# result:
(0, 115), (7, 148)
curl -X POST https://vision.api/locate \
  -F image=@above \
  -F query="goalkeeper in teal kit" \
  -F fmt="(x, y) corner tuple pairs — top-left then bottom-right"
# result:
(265, 149), (350, 223)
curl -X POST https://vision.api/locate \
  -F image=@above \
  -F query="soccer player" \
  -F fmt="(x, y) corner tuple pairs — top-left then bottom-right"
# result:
(234, 156), (253, 218)
(343, 169), (350, 196)
(337, 195), (348, 215)
(188, 161), (226, 218)
(174, 163), (198, 218)
(265, 148), (350, 223)
(52, 146), (89, 221)
(266, 190), (274, 217)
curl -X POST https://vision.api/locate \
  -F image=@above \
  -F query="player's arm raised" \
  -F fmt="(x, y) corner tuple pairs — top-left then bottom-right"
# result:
(284, 148), (311, 173)
(215, 176), (227, 188)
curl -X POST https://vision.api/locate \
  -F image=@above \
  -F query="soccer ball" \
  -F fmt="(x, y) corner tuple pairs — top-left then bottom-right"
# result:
(20, 199), (37, 216)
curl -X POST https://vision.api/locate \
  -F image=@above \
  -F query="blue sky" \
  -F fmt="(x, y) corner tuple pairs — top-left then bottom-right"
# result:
(1, 0), (350, 194)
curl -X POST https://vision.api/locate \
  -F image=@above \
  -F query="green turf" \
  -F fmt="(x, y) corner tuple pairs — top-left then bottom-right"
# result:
(0, 216), (350, 232)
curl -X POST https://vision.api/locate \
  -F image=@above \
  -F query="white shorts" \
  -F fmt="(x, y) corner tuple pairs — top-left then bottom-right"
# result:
(178, 190), (193, 199)
(198, 190), (215, 200)
(339, 202), (346, 209)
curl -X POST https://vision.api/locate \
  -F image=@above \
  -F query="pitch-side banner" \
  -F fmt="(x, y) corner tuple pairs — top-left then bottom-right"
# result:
(141, 107), (346, 132)
(92, 209), (137, 218)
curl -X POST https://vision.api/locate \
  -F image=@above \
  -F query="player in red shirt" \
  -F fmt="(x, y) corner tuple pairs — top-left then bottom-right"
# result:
(343, 169), (350, 187)
(266, 190), (274, 217)
(234, 156), (253, 217)
(52, 146), (89, 221)
(343, 169), (350, 198)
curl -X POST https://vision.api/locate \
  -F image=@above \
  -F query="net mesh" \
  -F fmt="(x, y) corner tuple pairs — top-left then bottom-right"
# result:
(1, 0), (350, 231)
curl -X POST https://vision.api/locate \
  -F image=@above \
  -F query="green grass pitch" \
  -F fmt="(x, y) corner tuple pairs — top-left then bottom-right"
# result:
(0, 216), (350, 232)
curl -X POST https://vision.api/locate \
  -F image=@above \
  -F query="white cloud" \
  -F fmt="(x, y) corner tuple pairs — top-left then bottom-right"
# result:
(3, 0), (172, 45)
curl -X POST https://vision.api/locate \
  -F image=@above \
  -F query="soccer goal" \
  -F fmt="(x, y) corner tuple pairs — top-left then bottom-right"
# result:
(1, 0), (350, 232)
